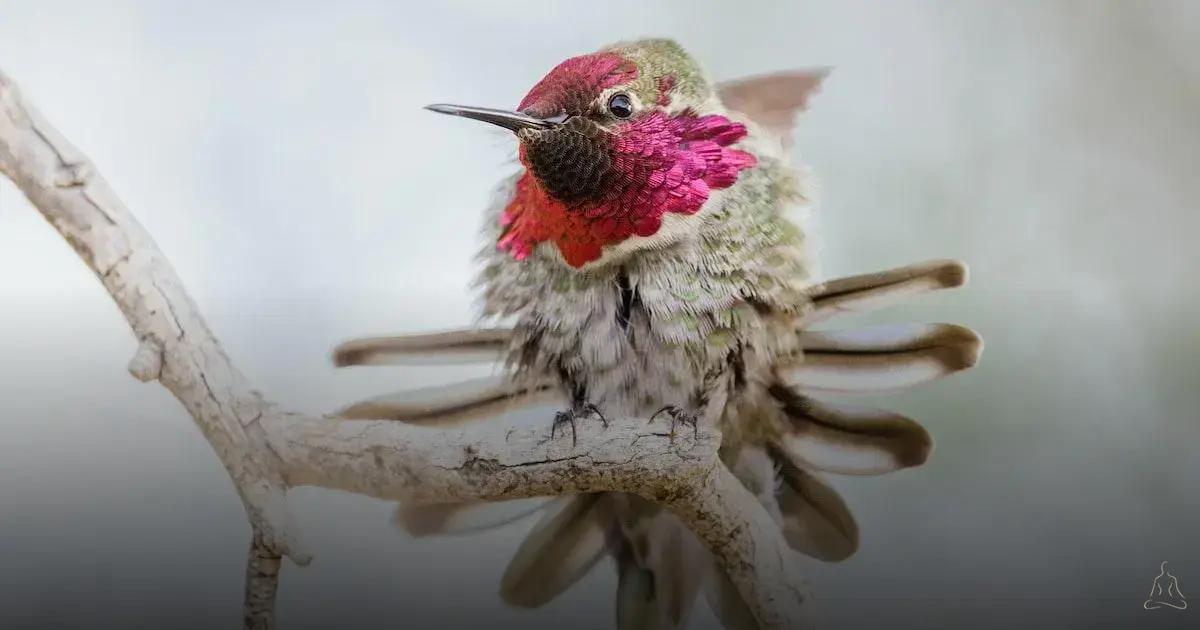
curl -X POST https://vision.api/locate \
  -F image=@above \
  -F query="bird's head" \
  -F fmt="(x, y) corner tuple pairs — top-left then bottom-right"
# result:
(428, 39), (757, 268)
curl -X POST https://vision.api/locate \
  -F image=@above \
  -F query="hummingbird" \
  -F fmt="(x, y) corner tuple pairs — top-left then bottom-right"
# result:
(334, 38), (982, 629)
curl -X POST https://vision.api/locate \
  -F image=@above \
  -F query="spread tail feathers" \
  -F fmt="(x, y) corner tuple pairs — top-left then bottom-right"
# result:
(335, 374), (561, 425)
(495, 462), (859, 627)
(614, 538), (671, 630)
(501, 492), (713, 629)
(500, 495), (610, 608)
(609, 494), (706, 629)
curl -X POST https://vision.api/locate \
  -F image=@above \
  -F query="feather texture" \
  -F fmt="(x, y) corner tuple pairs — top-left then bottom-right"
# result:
(718, 68), (830, 148)
(608, 494), (706, 629)
(336, 375), (560, 425)
(773, 454), (859, 561)
(332, 328), (512, 366)
(615, 540), (669, 630)
(801, 259), (968, 325)
(782, 323), (982, 392)
(500, 495), (610, 608)
(479, 158), (813, 417)
(770, 384), (932, 475)
(371, 38), (983, 630)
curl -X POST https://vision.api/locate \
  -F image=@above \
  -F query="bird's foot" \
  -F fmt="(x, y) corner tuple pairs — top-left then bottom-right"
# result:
(550, 402), (607, 447)
(649, 405), (699, 442)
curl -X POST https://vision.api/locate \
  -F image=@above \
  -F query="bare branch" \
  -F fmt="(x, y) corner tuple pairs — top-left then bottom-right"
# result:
(0, 68), (312, 565)
(267, 415), (809, 627)
(270, 414), (720, 503)
(0, 68), (813, 630)
(244, 528), (283, 630)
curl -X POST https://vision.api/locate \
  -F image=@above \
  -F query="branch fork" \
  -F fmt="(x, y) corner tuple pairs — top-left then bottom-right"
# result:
(2, 67), (974, 628)
(0, 68), (816, 629)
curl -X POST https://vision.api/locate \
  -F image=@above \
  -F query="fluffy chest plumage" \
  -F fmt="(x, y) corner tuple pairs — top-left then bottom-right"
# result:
(477, 158), (815, 422)
(508, 265), (732, 416)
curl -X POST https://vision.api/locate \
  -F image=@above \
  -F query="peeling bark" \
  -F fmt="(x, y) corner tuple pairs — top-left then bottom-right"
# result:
(0, 68), (811, 630)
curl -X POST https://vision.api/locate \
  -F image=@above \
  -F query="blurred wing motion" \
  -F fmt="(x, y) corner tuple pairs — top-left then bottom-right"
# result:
(717, 68), (830, 148)
(330, 260), (981, 628)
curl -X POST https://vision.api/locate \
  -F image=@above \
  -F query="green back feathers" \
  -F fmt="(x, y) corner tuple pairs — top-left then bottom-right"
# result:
(604, 38), (711, 108)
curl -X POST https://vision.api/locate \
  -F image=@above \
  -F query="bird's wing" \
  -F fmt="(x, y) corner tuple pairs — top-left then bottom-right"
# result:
(335, 374), (561, 425)
(772, 450), (859, 560)
(769, 384), (934, 476)
(717, 68), (830, 148)
(332, 328), (512, 366)
(801, 259), (968, 326)
(780, 322), (983, 393)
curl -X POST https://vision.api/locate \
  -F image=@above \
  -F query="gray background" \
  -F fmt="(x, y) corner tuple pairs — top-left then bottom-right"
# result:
(0, 1), (1196, 628)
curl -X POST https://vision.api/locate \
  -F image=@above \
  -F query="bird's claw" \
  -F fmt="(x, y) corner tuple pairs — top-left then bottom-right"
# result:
(649, 405), (699, 442)
(550, 403), (607, 447)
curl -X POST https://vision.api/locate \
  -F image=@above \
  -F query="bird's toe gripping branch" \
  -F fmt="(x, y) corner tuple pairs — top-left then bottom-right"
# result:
(550, 401), (608, 447)
(649, 404), (700, 442)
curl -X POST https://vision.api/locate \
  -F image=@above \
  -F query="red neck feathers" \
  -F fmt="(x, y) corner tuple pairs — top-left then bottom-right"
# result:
(497, 51), (756, 267)
(500, 112), (757, 267)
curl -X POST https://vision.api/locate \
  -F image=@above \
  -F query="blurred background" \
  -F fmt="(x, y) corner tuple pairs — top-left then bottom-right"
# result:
(0, 1), (1197, 628)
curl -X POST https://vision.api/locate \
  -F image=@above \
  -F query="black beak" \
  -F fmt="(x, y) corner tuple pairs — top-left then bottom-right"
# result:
(425, 104), (560, 132)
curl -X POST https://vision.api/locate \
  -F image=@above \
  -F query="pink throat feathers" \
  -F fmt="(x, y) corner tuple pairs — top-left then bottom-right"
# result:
(498, 52), (757, 268)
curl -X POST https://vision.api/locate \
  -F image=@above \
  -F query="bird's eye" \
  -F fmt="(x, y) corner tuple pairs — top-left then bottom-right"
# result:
(607, 93), (633, 119)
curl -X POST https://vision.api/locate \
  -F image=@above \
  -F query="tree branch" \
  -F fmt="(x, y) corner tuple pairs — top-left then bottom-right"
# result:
(0, 67), (311, 566)
(0, 68), (811, 630)
(244, 528), (283, 630)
